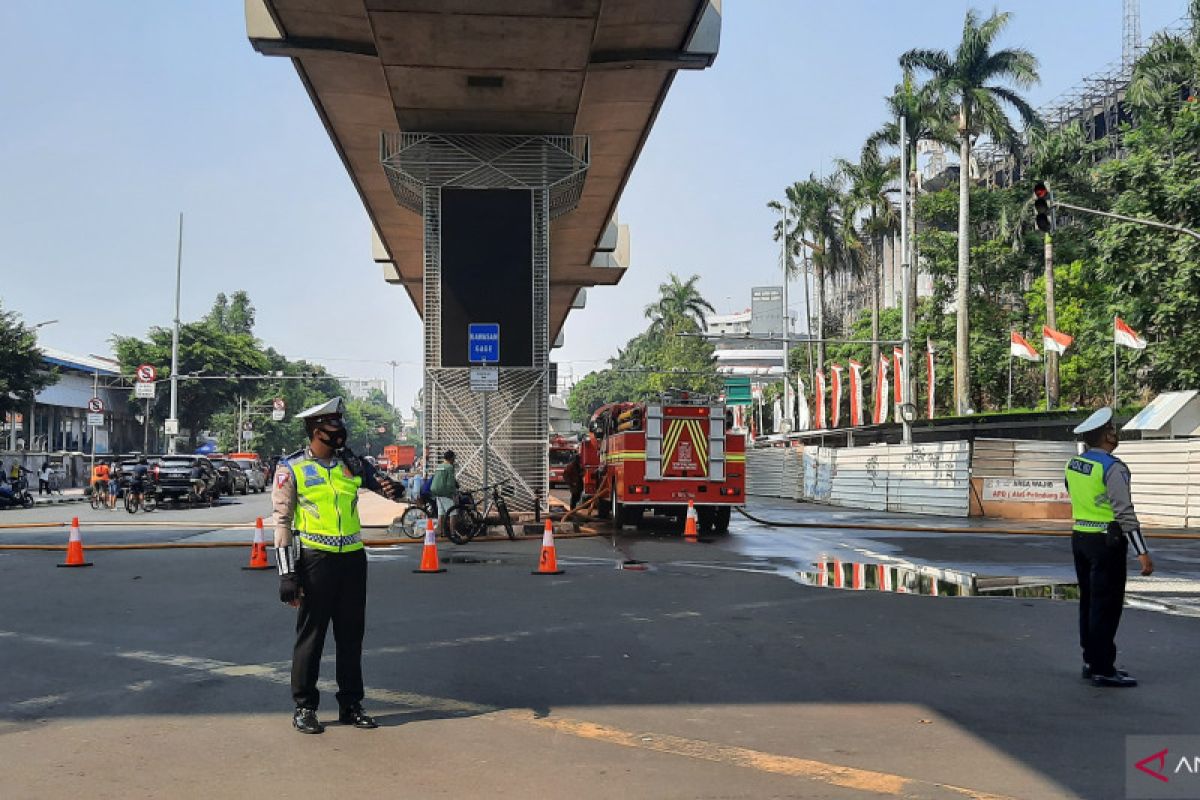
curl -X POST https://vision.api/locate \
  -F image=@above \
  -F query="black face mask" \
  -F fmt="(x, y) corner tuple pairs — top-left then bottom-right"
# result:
(316, 427), (347, 450)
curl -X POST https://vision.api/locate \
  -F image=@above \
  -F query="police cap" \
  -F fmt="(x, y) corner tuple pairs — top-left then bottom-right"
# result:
(1072, 407), (1114, 436)
(294, 396), (346, 425)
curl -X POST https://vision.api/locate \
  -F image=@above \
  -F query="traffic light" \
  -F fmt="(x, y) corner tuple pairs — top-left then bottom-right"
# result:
(1033, 181), (1056, 233)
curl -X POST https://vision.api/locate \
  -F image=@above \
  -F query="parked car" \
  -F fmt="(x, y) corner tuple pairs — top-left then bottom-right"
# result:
(212, 458), (249, 496)
(117, 457), (163, 497)
(229, 455), (266, 493)
(155, 456), (221, 504)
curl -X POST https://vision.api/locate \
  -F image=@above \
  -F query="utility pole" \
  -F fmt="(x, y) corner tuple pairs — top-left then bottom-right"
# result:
(1044, 233), (1058, 409)
(899, 115), (913, 444)
(779, 206), (793, 430)
(168, 213), (183, 455)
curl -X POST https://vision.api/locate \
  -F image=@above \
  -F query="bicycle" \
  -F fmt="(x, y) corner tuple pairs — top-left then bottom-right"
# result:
(47, 468), (64, 495)
(398, 494), (439, 540)
(123, 481), (157, 514)
(444, 480), (517, 545)
(89, 481), (110, 510)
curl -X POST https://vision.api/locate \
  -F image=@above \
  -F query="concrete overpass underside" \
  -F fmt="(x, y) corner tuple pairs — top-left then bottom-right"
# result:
(247, 0), (720, 339)
(247, 1), (719, 508)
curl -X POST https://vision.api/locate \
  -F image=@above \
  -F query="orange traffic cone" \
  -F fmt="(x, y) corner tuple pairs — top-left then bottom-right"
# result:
(57, 517), (93, 568)
(532, 518), (564, 575)
(413, 517), (446, 574)
(243, 517), (272, 571)
(683, 501), (699, 543)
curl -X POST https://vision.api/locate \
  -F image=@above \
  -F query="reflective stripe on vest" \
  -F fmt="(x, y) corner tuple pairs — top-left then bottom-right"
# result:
(290, 458), (363, 552)
(1065, 452), (1115, 534)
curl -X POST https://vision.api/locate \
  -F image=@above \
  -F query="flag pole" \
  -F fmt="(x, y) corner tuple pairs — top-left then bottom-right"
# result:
(1043, 348), (1050, 411)
(1113, 315), (1118, 408)
(1007, 348), (1013, 411)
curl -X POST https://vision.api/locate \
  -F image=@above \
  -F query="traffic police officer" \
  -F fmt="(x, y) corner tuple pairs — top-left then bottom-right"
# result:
(272, 397), (399, 733)
(1065, 407), (1154, 688)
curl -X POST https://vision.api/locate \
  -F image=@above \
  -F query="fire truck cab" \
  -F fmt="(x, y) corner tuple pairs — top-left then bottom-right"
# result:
(581, 391), (745, 533)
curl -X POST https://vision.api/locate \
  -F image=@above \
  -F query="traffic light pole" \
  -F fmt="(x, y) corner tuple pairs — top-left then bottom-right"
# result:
(1053, 200), (1200, 242)
(1044, 232), (1057, 410)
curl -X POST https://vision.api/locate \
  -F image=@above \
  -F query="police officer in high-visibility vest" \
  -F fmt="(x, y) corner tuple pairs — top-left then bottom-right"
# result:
(272, 397), (400, 733)
(1065, 407), (1154, 688)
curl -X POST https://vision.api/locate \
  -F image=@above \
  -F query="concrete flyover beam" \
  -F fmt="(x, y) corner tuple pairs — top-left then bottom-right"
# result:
(247, 0), (720, 338)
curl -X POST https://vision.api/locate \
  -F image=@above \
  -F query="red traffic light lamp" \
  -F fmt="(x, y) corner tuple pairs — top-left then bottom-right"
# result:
(1033, 181), (1056, 233)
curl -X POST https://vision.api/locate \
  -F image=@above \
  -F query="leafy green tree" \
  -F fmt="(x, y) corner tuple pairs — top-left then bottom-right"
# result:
(901, 8), (1040, 414)
(0, 303), (58, 419)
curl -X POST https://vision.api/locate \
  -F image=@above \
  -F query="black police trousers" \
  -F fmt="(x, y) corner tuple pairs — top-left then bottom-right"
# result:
(292, 547), (367, 711)
(1071, 531), (1127, 675)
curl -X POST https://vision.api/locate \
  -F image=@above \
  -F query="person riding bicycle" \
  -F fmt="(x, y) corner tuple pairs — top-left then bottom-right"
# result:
(107, 461), (122, 509)
(129, 457), (150, 500)
(91, 460), (111, 502)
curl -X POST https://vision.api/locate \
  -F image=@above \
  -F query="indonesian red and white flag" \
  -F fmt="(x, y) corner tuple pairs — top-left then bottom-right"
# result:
(1010, 331), (1040, 362)
(848, 360), (864, 426)
(814, 370), (826, 430)
(873, 355), (889, 425)
(892, 347), (904, 406)
(797, 376), (811, 431)
(1042, 325), (1073, 354)
(831, 365), (844, 428)
(926, 339), (936, 419)
(1114, 316), (1147, 350)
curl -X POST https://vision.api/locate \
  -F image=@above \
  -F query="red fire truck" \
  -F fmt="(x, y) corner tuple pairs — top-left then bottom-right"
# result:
(580, 391), (745, 533)
(548, 436), (577, 487)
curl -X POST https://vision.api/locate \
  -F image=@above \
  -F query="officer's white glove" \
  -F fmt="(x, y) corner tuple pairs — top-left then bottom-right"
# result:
(274, 529), (292, 549)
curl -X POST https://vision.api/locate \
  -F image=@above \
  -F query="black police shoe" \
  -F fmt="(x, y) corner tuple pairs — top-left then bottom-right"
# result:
(1092, 671), (1138, 688)
(1081, 664), (1130, 680)
(293, 707), (324, 734)
(338, 704), (379, 729)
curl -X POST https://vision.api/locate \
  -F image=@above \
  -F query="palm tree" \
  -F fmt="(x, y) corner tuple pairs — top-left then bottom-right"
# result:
(773, 174), (860, 370)
(901, 9), (1039, 414)
(1128, 0), (1200, 119)
(868, 72), (958, 374)
(644, 273), (716, 336)
(838, 148), (901, 373)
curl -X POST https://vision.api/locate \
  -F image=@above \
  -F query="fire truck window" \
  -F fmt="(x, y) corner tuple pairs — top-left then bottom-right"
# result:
(549, 450), (575, 466)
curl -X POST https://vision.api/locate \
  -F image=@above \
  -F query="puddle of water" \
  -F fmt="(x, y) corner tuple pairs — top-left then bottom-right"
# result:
(442, 556), (509, 565)
(796, 558), (1079, 600)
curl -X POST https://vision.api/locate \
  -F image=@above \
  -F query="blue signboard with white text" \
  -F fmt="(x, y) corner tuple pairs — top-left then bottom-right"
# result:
(468, 323), (501, 364)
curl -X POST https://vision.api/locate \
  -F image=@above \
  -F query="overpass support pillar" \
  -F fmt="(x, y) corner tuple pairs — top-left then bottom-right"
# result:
(382, 134), (589, 511)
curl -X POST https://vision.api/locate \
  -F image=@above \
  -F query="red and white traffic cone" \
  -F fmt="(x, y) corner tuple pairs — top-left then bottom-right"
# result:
(243, 517), (271, 570)
(413, 517), (446, 574)
(532, 518), (564, 575)
(683, 501), (699, 543)
(57, 517), (93, 568)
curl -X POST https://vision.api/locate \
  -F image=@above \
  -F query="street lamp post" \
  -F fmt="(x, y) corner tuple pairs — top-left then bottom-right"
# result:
(899, 115), (913, 445)
(168, 213), (183, 455)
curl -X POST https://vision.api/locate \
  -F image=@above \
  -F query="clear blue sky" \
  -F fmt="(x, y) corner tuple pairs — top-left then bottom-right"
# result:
(0, 1), (1188, 411)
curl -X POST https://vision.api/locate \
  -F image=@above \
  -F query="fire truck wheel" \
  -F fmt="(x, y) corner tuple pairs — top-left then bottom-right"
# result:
(696, 506), (716, 535)
(714, 506), (731, 534)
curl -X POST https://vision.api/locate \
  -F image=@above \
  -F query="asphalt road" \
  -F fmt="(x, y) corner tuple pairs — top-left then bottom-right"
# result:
(1, 498), (1198, 798)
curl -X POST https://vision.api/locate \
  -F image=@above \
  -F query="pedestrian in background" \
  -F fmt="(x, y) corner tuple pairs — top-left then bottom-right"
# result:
(1065, 408), (1154, 688)
(38, 461), (52, 495)
(272, 397), (399, 735)
(429, 450), (458, 523)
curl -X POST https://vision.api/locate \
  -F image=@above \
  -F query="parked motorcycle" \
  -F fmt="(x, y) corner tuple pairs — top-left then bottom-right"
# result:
(0, 474), (35, 510)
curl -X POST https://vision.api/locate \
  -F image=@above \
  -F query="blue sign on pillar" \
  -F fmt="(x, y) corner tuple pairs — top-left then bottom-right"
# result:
(468, 323), (501, 364)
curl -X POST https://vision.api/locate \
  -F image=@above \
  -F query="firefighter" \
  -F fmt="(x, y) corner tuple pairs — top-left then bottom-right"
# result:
(272, 396), (399, 733)
(1065, 407), (1154, 688)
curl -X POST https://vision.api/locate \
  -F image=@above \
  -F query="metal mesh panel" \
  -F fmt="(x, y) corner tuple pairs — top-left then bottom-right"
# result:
(381, 133), (588, 220)
(426, 367), (547, 511)
(398, 135), (568, 512)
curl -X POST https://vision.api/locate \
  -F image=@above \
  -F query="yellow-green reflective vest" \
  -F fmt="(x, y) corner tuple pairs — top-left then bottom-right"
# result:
(1064, 450), (1116, 534)
(290, 457), (363, 552)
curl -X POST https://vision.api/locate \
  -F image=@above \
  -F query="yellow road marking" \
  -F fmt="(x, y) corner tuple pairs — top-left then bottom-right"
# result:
(4, 627), (1021, 798)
